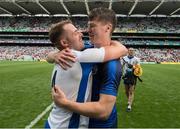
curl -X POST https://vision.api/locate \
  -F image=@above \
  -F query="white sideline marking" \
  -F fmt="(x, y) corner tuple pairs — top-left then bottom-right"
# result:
(25, 103), (53, 129)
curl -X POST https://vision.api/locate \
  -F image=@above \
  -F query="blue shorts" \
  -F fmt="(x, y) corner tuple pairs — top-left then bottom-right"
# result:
(44, 120), (50, 129)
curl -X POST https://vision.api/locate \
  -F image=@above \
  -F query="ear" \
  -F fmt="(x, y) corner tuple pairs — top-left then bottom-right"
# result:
(106, 23), (112, 32)
(60, 39), (69, 48)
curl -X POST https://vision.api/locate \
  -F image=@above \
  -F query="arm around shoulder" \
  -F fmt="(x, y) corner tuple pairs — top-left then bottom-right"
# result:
(103, 40), (128, 62)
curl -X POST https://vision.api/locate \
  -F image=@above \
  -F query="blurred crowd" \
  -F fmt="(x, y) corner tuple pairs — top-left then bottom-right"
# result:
(135, 48), (180, 62)
(0, 17), (179, 33)
(116, 18), (180, 33)
(120, 39), (179, 46)
(0, 46), (55, 61)
(0, 17), (179, 62)
(0, 46), (179, 62)
(0, 38), (50, 44)
(0, 38), (179, 46)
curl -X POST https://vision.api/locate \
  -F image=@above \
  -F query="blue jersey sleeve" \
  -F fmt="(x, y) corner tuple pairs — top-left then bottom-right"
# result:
(99, 60), (122, 96)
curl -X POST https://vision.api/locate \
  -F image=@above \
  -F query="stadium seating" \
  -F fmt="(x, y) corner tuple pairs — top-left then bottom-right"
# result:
(135, 48), (179, 62)
(0, 17), (179, 62)
(0, 46), (55, 61)
(120, 39), (180, 46)
(0, 46), (179, 62)
(0, 17), (179, 33)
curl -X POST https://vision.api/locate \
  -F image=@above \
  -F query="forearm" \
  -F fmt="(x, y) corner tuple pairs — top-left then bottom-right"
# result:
(53, 88), (116, 120)
(61, 100), (108, 120)
(104, 42), (128, 62)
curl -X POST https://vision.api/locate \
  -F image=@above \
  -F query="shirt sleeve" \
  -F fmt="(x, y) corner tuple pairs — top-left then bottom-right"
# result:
(73, 48), (105, 63)
(99, 60), (122, 96)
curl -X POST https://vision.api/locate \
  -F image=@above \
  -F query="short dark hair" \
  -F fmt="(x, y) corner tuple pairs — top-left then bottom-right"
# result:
(88, 7), (117, 33)
(49, 20), (72, 49)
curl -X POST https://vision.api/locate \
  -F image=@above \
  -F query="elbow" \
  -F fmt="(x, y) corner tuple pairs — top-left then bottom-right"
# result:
(97, 111), (110, 120)
(123, 47), (128, 56)
(93, 103), (112, 120)
(118, 45), (128, 58)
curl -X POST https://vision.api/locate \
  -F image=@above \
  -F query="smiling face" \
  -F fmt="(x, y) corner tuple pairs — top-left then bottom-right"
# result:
(88, 7), (117, 47)
(49, 20), (84, 51)
(63, 23), (84, 51)
(88, 20), (109, 46)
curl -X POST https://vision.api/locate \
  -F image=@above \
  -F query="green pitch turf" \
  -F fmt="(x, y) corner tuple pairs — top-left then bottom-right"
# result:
(0, 61), (53, 128)
(0, 61), (179, 128)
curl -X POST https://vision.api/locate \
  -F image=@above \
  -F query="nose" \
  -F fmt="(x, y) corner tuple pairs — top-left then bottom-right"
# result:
(79, 31), (83, 37)
(81, 32), (83, 37)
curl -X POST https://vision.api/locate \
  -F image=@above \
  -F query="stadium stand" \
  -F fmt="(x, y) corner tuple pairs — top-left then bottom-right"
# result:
(0, 17), (179, 62)
(0, 0), (179, 63)
(0, 45), (179, 62)
(0, 17), (179, 33)
(135, 48), (179, 63)
(0, 46), (55, 61)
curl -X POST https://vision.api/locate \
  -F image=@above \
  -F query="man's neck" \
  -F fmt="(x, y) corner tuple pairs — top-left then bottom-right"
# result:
(94, 37), (111, 48)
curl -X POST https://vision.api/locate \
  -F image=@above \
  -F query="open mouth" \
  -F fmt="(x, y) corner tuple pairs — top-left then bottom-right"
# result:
(89, 34), (94, 38)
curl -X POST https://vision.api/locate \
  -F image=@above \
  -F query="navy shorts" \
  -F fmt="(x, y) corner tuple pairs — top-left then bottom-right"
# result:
(44, 120), (50, 129)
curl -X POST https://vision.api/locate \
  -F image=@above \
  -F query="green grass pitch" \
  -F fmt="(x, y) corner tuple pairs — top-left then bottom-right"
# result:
(0, 61), (179, 128)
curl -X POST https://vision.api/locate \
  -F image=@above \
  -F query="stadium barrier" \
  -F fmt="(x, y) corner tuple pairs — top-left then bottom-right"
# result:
(141, 62), (157, 64)
(160, 62), (180, 64)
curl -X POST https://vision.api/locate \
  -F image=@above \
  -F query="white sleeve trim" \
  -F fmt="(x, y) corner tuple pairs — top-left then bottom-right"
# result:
(72, 48), (105, 63)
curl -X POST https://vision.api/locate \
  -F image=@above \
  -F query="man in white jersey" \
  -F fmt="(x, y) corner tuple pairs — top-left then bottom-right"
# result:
(45, 20), (127, 128)
(122, 48), (140, 112)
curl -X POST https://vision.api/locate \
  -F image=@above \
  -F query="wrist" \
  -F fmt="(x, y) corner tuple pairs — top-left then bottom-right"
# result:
(60, 98), (69, 108)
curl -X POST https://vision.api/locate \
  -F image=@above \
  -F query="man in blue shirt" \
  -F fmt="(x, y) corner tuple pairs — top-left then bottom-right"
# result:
(51, 7), (124, 128)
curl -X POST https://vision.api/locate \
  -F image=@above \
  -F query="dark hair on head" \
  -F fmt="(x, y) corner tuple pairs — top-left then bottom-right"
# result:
(49, 20), (72, 49)
(88, 7), (117, 33)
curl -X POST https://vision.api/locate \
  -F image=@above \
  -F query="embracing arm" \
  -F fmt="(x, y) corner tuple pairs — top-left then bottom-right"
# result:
(103, 40), (127, 62)
(47, 42), (127, 62)
(76, 41), (127, 62)
(46, 41), (127, 68)
(52, 87), (116, 120)
(46, 48), (76, 70)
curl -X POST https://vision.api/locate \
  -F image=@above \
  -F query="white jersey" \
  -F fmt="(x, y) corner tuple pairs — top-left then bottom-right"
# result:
(48, 48), (105, 129)
(122, 56), (140, 75)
